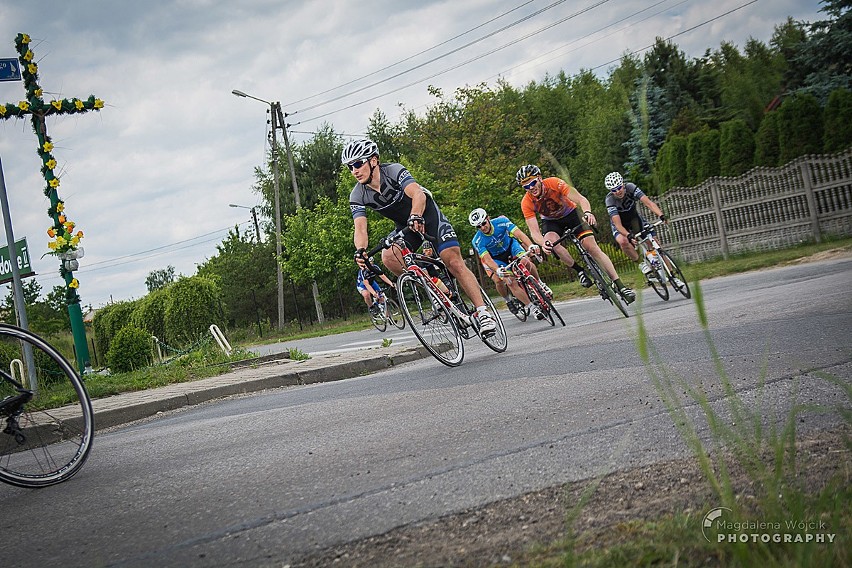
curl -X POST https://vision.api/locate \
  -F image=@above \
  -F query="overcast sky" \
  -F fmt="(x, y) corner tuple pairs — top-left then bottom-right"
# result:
(0, 0), (824, 310)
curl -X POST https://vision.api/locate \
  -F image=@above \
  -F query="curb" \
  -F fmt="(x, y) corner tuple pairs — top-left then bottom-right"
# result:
(90, 345), (429, 431)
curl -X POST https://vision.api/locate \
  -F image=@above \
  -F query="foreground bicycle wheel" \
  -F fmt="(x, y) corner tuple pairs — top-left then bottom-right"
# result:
(385, 297), (406, 329)
(659, 250), (691, 299)
(396, 273), (464, 366)
(0, 324), (94, 488)
(585, 258), (629, 318)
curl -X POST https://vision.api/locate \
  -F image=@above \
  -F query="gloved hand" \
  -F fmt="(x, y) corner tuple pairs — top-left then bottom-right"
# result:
(528, 244), (541, 256)
(407, 214), (425, 232)
(496, 266), (510, 279)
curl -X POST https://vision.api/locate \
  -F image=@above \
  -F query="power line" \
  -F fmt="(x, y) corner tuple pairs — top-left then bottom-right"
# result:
(591, 0), (760, 71)
(292, 0), (610, 126)
(289, 0), (572, 116)
(284, 0), (538, 108)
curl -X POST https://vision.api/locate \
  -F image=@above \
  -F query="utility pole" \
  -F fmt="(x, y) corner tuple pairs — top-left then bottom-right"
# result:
(276, 105), (325, 325)
(269, 103), (286, 331)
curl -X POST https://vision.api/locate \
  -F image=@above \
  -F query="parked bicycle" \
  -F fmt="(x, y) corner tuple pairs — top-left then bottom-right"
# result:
(0, 323), (94, 488)
(549, 226), (631, 318)
(632, 220), (691, 301)
(365, 228), (508, 367)
(369, 287), (406, 332)
(503, 254), (565, 327)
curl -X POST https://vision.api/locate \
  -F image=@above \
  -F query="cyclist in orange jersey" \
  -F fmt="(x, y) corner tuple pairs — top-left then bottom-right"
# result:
(515, 164), (636, 303)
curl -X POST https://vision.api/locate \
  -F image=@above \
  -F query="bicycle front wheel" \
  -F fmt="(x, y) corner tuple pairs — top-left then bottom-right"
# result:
(477, 287), (508, 353)
(370, 307), (387, 332)
(585, 257), (629, 318)
(647, 268), (670, 301)
(531, 279), (565, 326)
(659, 250), (691, 299)
(396, 273), (464, 367)
(385, 297), (406, 329)
(0, 324), (94, 488)
(523, 278), (554, 326)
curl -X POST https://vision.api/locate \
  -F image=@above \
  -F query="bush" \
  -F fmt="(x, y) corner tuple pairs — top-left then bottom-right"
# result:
(163, 276), (223, 347)
(778, 93), (823, 162)
(823, 88), (852, 153)
(719, 119), (755, 176)
(106, 326), (152, 373)
(130, 288), (167, 342)
(754, 111), (781, 167)
(92, 300), (139, 361)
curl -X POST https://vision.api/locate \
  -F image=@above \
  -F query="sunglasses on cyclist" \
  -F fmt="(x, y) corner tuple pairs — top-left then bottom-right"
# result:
(477, 219), (489, 228)
(347, 159), (367, 171)
(610, 184), (624, 193)
(522, 178), (539, 191)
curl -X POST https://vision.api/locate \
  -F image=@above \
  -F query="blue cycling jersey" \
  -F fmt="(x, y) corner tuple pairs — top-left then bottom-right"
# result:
(472, 216), (524, 261)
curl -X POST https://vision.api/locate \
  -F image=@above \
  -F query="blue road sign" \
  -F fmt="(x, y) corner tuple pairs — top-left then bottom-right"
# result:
(0, 58), (22, 82)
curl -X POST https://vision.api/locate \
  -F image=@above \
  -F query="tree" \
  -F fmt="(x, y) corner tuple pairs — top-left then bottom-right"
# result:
(823, 88), (852, 152)
(792, 0), (852, 102)
(145, 265), (175, 292)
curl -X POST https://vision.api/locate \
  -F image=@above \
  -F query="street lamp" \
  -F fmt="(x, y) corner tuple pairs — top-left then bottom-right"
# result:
(231, 89), (285, 330)
(229, 203), (261, 243)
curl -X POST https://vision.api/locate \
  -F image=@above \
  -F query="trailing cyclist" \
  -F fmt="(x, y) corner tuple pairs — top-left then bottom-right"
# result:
(469, 208), (549, 321)
(344, 138), (498, 337)
(604, 171), (679, 286)
(356, 267), (394, 316)
(516, 164), (636, 304)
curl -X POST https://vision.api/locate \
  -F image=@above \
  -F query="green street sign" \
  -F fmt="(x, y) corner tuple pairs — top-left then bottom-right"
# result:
(0, 238), (35, 284)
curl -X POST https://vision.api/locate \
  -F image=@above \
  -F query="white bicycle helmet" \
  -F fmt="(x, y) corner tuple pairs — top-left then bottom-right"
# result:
(468, 208), (488, 227)
(341, 138), (379, 165)
(604, 171), (624, 192)
(515, 164), (541, 185)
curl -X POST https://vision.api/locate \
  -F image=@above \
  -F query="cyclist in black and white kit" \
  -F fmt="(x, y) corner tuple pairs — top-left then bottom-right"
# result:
(604, 171), (667, 277)
(344, 138), (497, 337)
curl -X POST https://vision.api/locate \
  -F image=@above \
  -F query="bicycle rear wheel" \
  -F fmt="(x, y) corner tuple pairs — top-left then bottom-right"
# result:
(584, 256), (629, 318)
(396, 273), (464, 366)
(385, 297), (406, 329)
(523, 278), (554, 326)
(531, 279), (565, 326)
(0, 324), (94, 488)
(659, 250), (691, 299)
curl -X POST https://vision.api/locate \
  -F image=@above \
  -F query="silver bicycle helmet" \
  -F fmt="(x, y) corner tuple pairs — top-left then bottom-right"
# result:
(604, 171), (624, 192)
(515, 164), (541, 185)
(341, 138), (379, 165)
(468, 208), (488, 227)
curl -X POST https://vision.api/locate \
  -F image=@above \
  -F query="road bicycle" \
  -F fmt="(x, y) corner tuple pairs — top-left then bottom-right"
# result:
(549, 226), (631, 318)
(503, 254), (565, 327)
(368, 287), (406, 332)
(365, 228), (507, 367)
(0, 323), (94, 488)
(633, 220), (691, 301)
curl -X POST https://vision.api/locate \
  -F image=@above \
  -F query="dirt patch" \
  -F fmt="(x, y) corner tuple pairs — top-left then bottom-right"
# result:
(782, 247), (852, 264)
(291, 426), (850, 567)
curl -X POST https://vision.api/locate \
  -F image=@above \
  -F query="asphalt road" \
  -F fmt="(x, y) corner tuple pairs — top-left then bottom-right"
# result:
(2, 258), (850, 567)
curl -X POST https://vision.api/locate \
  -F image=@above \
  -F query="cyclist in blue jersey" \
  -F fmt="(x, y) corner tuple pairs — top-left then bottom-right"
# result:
(469, 208), (551, 321)
(343, 138), (497, 337)
(356, 267), (394, 316)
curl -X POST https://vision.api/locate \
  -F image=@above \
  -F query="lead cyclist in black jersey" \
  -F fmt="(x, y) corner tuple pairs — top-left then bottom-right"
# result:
(344, 138), (497, 338)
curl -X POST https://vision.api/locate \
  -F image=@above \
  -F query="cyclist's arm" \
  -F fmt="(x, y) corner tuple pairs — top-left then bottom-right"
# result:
(509, 226), (535, 249)
(479, 251), (502, 276)
(354, 216), (370, 251)
(379, 273), (394, 287)
(566, 186), (594, 220)
(639, 194), (663, 218)
(611, 213), (630, 239)
(403, 182), (427, 219)
(524, 215), (545, 246)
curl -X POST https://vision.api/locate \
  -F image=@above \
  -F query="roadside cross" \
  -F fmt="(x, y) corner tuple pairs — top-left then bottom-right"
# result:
(0, 33), (105, 372)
